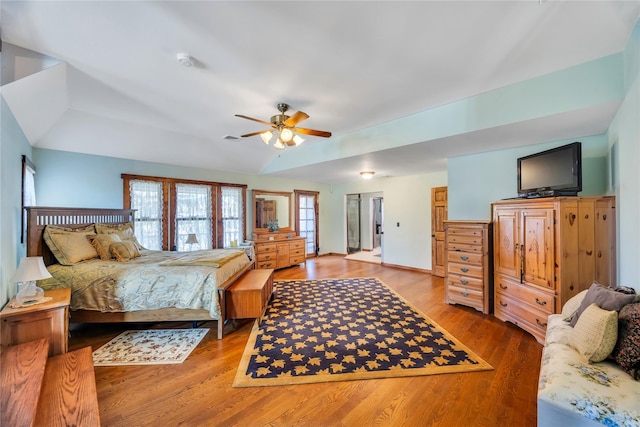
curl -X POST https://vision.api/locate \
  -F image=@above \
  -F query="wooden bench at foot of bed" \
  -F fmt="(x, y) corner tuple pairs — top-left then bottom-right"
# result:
(226, 269), (274, 319)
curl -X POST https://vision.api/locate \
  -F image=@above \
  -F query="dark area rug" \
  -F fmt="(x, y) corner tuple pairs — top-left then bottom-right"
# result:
(234, 277), (492, 387)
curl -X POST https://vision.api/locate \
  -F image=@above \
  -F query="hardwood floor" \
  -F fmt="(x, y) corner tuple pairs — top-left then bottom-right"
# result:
(68, 256), (542, 427)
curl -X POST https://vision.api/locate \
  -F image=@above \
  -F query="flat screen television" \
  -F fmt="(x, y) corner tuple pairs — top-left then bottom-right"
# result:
(517, 142), (582, 198)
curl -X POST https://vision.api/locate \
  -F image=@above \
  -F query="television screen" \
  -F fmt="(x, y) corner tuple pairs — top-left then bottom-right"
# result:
(517, 142), (582, 197)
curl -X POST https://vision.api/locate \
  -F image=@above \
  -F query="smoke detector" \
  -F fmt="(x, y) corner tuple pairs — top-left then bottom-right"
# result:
(176, 53), (194, 67)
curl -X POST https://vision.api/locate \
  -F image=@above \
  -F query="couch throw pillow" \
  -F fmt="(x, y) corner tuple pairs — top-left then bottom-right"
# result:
(569, 282), (636, 327)
(570, 303), (618, 363)
(610, 303), (640, 380)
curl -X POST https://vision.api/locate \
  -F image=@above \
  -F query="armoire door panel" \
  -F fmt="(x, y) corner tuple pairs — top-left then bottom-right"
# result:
(493, 209), (518, 278)
(520, 209), (554, 289)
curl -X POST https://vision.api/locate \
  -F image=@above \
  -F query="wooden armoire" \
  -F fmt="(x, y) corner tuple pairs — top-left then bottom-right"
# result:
(491, 196), (616, 344)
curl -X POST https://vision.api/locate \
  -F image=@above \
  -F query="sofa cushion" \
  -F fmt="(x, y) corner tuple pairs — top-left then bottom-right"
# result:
(610, 303), (640, 380)
(561, 289), (589, 322)
(570, 304), (618, 363)
(570, 283), (635, 327)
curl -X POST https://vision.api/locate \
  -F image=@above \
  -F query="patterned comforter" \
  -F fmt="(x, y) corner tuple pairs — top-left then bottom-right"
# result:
(39, 249), (251, 319)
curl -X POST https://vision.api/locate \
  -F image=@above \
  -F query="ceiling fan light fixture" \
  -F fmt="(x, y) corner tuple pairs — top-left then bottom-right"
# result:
(360, 171), (375, 179)
(292, 135), (305, 146)
(280, 128), (293, 142)
(273, 138), (285, 150)
(260, 131), (273, 145)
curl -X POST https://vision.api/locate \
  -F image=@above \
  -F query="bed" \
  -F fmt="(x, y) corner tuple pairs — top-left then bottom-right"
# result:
(26, 206), (254, 339)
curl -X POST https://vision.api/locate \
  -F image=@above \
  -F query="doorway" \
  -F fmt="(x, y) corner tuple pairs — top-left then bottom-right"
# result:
(346, 193), (384, 260)
(346, 194), (361, 254)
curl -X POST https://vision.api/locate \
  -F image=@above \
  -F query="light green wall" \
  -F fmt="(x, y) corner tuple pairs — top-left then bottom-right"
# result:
(32, 147), (332, 247)
(1, 97), (33, 307)
(447, 134), (610, 220)
(607, 20), (640, 290)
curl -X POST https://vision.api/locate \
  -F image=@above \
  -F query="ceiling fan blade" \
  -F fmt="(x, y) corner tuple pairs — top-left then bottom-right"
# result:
(284, 111), (309, 127)
(240, 130), (269, 138)
(235, 114), (274, 127)
(294, 127), (332, 138)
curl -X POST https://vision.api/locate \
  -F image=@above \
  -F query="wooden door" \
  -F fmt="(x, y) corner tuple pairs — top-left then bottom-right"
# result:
(520, 208), (555, 289)
(431, 187), (448, 277)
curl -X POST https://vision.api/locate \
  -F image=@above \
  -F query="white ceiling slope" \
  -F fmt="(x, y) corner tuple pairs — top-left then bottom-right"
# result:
(1, 1), (638, 183)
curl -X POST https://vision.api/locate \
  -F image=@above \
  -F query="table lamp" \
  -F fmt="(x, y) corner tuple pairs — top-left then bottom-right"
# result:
(185, 233), (199, 251)
(10, 256), (52, 305)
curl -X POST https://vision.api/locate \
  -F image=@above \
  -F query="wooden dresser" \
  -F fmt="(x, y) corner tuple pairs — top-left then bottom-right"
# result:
(492, 196), (616, 344)
(444, 220), (492, 314)
(252, 229), (306, 270)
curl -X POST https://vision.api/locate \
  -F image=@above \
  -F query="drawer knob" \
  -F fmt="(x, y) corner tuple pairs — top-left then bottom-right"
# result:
(499, 301), (508, 307)
(536, 318), (548, 328)
(460, 280), (469, 285)
(460, 256), (469, 261)
(461, 291), (469, 297)
(535, 298), (547, 306)
(460, 268), (469, 273)
(499, 283), (507, 290)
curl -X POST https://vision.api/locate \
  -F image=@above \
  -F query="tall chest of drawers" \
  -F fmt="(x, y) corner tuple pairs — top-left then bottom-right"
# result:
(444, 220), (492, 314)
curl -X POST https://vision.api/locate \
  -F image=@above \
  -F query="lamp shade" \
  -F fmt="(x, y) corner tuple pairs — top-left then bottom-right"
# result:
(260, 131), (273, 145)
(10, 257), (52, 282)
(185, 233), (199, 244)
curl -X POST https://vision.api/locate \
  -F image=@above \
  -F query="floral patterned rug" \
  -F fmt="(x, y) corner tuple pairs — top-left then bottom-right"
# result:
(92, 329), (208, 366)
(233, 278), (492, 387)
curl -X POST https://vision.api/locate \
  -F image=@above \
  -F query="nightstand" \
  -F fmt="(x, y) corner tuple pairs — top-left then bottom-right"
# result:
(0, 287), (71, 356)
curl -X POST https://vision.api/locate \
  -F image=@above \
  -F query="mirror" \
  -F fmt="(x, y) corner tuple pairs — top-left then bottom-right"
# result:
(252, 190), (293, 231)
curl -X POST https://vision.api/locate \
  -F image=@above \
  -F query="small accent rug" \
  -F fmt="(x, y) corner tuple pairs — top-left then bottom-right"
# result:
(233, 278), (492, 387)
(92, 329), (208, 366)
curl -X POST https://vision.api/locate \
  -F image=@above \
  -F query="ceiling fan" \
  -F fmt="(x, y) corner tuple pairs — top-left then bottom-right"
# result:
(235, 103), (331, 149)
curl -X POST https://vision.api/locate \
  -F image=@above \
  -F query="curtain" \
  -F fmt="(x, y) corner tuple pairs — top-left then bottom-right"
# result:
(130, 180), (163, 250)
(175, 183), (212, 251)
(221, 186), (242, 247)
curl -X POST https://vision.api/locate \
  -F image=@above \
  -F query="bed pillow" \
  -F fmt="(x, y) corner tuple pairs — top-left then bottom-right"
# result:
(570, 303), (618, 363)
(110, 240), (141, 262)
(43, 225), (98, 265)
(95, 222), (143, 249)
(561, 289), (589, 322)
(610, 303), (640, 380)
(90, 233), (122, 260)
(569, 282), (635, 327)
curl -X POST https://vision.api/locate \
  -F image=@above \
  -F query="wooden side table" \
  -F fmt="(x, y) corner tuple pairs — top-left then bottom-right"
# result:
(0, 287), (71, 356)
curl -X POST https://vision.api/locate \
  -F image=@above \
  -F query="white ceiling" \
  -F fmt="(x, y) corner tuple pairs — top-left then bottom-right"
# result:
(1, 1), (638, 183)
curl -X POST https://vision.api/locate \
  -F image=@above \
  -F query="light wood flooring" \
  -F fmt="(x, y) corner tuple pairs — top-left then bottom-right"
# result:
(68, 255), (542, 427)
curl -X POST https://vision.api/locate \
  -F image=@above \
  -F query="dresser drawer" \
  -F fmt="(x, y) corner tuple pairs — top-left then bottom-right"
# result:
(289, 240), (305, 250)
(447, 251), (483, 265)
(290, 248), (305, 257)
(495, 275), (554, 314)
(447, 227), (485, 238)
(447, 285), (483, 309)
(256, 243), (277, 254)
(256, 260), (276, 269)
(257, 252), (276, 262)
(495, 293), (549, 337)
(447, 242), (483, 253)
(447, 274), (483, 291)
(447, 233), (483, 247)
(447, 261), (483, 279)
(290, 255), (306, 265)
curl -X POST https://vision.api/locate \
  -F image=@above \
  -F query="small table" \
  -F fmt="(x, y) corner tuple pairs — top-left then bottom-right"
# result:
(0, 288), (71, 356)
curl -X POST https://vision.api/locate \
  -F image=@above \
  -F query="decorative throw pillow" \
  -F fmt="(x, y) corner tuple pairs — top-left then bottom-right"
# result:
(43, 225), (98, 265)
(570, 303), (618, 363)
(90, 233), (122, 260)
(110, 240), (141, 262)
(95, 222), (144, 249)
(561, 289), (589, 322)
(569, 282), (636, 327)
(610, 303), (640, 380)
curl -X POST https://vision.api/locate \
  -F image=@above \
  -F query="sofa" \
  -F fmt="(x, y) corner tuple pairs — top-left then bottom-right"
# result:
(537, 284), (640, 427)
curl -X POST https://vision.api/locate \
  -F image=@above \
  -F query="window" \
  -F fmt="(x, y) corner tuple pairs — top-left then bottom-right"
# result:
(295, 190), (319, 256)
(129, 180), (164, 250)
(175, 183), (212, 251)
(122, 174), (246, 251)
(21, 156), (36, 243)
(221, 186), (243, 247)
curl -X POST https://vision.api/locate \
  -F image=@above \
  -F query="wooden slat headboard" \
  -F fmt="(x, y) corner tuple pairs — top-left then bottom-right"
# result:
(26, 207), (136, 266)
